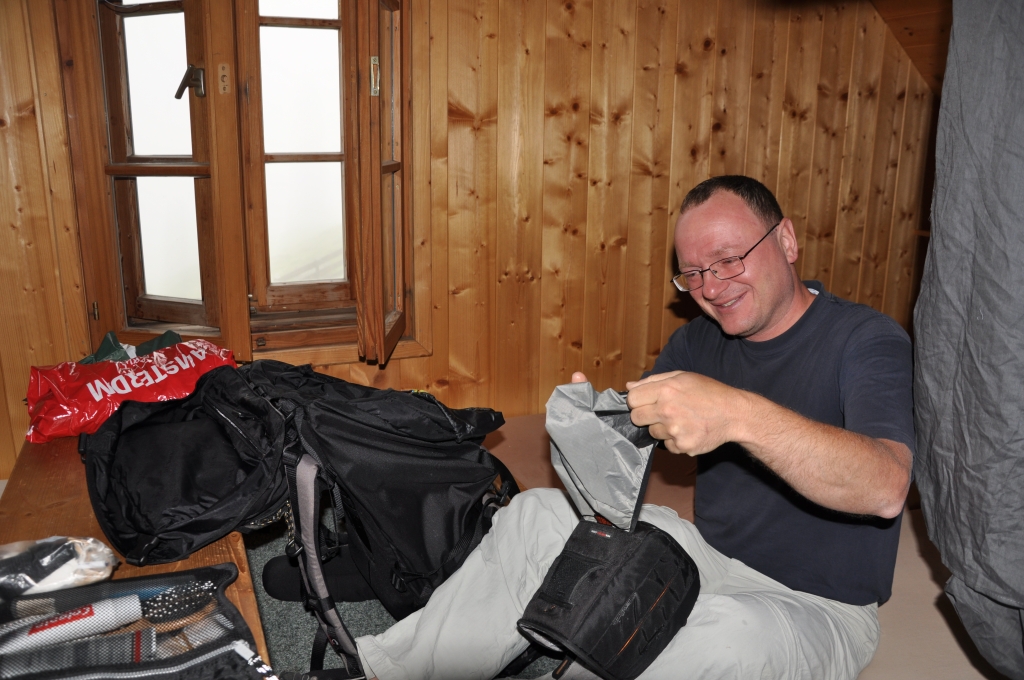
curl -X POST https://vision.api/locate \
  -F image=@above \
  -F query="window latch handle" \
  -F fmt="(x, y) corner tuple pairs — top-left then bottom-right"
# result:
(175, 64), (206, 99)
(370, 56), (380, 97)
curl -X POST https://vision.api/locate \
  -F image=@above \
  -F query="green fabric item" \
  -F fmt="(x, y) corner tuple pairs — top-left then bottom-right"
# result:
(79, 332), (130, 364)
(78, 330), (182, 364)
(136, 330), (182, 357)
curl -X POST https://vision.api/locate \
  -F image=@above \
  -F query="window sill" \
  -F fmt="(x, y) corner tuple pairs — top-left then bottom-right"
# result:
(118, 324), (223, 349)
(251, 336), (430, 366)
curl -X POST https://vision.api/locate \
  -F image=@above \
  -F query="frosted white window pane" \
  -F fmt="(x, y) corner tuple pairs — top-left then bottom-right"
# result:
(123, 14), (192, 156)
(265, 163), (345, 283)
(136, 177), (202, 300)
(259, 0), (337, 20)
(260, 27), (341, 153)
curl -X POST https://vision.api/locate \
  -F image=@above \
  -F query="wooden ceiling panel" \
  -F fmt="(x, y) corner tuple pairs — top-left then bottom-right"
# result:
(872, 0), (952, 94)
(887, 9), (951, 47)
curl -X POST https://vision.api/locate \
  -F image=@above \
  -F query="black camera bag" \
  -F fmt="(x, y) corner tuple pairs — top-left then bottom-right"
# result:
(518, 519), (700, 680)
(517, 383), (702, 680)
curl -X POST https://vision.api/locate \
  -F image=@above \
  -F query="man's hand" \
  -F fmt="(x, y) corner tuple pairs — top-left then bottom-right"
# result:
(625, 371), (748, 455)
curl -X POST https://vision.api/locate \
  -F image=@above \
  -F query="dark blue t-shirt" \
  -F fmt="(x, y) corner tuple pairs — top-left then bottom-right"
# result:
(651, 282), (914, 605)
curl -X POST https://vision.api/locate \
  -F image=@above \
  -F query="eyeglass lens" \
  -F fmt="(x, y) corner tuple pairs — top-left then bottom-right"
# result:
(672, 220), (781, 292)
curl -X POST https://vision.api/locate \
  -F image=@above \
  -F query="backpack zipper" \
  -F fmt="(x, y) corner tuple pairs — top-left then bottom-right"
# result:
(209, 404), (288, 526)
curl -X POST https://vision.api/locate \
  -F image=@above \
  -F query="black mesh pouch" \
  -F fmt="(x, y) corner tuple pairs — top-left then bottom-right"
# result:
(518, 519), (700, 680)
(0, 563), (276, 680)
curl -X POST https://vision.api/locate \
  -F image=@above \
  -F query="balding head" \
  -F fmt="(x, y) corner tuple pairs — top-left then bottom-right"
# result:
(680, 175), (783, 232)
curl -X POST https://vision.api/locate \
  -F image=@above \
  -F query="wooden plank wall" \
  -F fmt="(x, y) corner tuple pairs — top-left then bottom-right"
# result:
(0, 0), (935, 476)
(0, 0), (91, 478)
(328, 0), (936, 418)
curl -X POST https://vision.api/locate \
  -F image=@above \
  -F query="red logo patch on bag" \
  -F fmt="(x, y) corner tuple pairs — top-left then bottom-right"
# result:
(28, 605), (95, 635)
(25, 339), (236, 443)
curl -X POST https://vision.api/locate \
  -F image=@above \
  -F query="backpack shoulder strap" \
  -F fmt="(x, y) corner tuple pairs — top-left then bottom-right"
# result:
(488, 454), (521, 503)
(284, 411), (364, 677)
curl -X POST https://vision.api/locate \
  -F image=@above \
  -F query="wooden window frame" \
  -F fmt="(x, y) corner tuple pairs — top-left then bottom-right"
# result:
(57, 0), (250, 354)
(55, 0), (431, 366)
(98, 0), (220, 328)
(237, 10), (357, 318)
(355, 0), (407, 362)
(236, 0), (413, 363)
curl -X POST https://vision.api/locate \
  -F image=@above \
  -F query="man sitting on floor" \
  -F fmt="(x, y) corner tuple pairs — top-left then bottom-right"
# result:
(354, 175), (915, 680)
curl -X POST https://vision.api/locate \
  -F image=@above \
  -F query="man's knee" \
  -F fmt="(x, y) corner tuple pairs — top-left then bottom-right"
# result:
(688, 593), (794, 675)
(480, 488), (579, 589)
(642, 592), (868, 680)
(492, 487), (578, 543)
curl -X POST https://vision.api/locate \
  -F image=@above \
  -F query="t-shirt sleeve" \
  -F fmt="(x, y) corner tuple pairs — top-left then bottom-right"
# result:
(645, 323), (696, 378)
(840, 314), (916, 456)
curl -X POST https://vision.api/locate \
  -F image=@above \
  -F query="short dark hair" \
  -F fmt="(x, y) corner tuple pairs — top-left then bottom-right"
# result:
(680, 175), (783, 230)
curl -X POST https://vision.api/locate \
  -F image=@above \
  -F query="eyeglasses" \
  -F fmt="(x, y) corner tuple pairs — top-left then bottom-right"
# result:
(671, 220), (782, 292)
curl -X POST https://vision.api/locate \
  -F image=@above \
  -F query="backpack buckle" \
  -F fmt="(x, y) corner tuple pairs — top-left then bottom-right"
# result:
(390, 570), (407, 593)
(283, 449), (301, 467)
(305, 594), (336, 616)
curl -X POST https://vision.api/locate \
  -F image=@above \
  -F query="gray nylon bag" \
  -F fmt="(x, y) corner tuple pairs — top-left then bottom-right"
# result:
(546, 383), (657, 531)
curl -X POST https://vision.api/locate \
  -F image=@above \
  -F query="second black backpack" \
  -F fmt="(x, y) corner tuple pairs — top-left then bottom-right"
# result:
(243, 361), (519, 675)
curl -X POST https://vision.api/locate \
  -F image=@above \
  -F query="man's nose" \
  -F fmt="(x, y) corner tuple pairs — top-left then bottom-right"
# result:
(701, 270), (728, 299)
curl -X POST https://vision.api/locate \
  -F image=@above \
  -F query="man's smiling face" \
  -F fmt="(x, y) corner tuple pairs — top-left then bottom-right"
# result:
(674, 190), (801, 341)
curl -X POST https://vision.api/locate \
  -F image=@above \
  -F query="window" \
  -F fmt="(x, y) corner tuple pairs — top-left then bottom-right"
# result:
(56, 0), (414, 364)
(98, 1), (219, 328)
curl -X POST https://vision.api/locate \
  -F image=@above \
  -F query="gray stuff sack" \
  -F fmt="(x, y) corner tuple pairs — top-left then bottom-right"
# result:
(545, 384), (657, 531)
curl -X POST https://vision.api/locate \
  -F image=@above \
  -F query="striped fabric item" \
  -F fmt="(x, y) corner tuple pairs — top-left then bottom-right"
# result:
(0, 595), (142, 655)
(0, 628), (156, 675)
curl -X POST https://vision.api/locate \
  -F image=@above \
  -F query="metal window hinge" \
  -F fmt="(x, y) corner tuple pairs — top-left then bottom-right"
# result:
(91, 302), (99, 321)
(175, 64), (206, 99)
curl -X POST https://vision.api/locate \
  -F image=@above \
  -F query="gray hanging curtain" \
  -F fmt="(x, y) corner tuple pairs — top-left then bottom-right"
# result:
(913, 1), (1024, 677)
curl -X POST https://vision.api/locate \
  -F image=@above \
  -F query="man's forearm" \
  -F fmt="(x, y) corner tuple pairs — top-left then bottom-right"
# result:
(626, 370), (912, 518)
(734, 391), (912, 518)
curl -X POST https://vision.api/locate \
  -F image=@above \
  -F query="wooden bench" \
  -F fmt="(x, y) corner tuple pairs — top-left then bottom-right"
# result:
(0, 438), (271, 665)
(484, 415), (1000, 680)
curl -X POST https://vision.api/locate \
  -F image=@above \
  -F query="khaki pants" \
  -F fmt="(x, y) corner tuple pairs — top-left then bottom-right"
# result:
(357, 488), (880, 680)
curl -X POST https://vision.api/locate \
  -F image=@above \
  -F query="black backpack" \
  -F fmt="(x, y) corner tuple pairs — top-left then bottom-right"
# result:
(80, 365), (290, 566)
(81, 361), (519, 676)
(241, 361), (519, 675)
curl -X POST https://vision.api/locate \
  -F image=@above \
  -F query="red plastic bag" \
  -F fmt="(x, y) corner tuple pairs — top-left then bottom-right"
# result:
(26, 339), (236, 443)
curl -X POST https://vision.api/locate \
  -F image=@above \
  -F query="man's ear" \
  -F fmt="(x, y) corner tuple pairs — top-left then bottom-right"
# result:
(776, 218), (800, 264)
